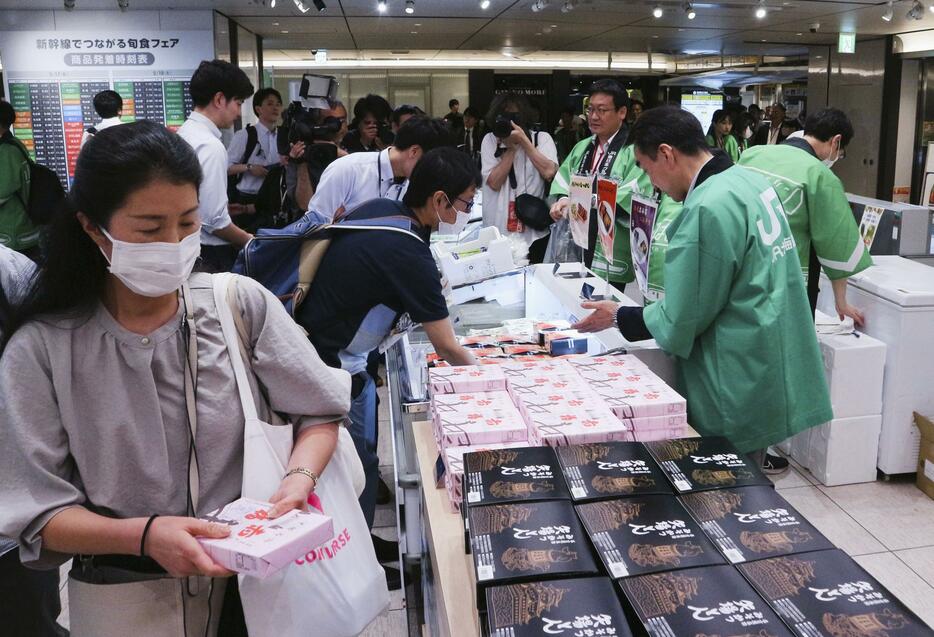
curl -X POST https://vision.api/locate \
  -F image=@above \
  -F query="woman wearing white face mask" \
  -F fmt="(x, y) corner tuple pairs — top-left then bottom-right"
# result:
(0, 121), (352, 636)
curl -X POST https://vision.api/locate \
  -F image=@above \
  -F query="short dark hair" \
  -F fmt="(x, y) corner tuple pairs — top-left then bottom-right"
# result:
(750, 103), (761, 112)
(93, 90), (123, 119)
(188, 59), (254, 108)
(485, 92), (536, 131)
(589, 79), (630, 111)
(772, 103), (787, 113)
(0, 100), (15, 129)
(252, 87), (282, 117)
(449, 98), (460, 109)
(403, 146), (481, 209)
(393, 116), (452, 153)
(463, 106), (481, 120)
(392, 104), (425, 125)
(353, 94), (392, 123)
(627, 105), (708, 160)
(804, 107), (854, 147)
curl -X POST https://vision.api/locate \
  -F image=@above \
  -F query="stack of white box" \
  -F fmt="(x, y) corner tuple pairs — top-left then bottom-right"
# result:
(788, 318), (886, 486)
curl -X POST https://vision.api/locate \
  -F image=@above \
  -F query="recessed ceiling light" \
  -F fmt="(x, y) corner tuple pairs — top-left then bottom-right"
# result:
(377, 0), (387, 12)
(761, 38), (766, 41)
(755, 0), (767, 19)
(551, 24), (558, 27)
(652, 34), (659, 38)
(411, 30), (418, 33)
(281, 29), (289, 33)
(273, 21), (279, 25)
(683, 2), (696, 19)
(405, 0), (415, 14)
(653, 5), (663, 18)
(481, 0), (491, 7)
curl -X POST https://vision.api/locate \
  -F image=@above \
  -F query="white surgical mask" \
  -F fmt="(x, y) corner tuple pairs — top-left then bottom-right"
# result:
(743, 127), (754, 140)
(822, 140), (841, 168)
(100, 227), (201, 297)
(437, 195), (470, 236)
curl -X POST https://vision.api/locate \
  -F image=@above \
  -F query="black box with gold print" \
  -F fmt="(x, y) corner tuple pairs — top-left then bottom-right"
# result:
(680, 486), (834, 565)
(738, 549), (934, 637)
(645, 437), (771, 494)
(556, 442), (673, 502)
(485, 576), (633, 637)
(576, 495), (725, 579)
(619, 564), (794, 637)
(468, 499), (599, 611)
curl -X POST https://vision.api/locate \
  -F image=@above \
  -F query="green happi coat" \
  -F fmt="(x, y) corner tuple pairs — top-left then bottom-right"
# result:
(643, 164), (833, 452)
(738, 143), (872, 283)
(550, 134), (649, 285)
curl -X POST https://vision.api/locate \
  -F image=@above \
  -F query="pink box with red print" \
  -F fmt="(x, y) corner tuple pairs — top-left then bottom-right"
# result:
(441, 440), (528, 512)
(431, 391), (529, 448)
(498, 358), (578, 380)
(428, 364), (508, 395)
(506, 374), (591, 404)
(197, 498), (334, 579)
(518, 391), (633, 446)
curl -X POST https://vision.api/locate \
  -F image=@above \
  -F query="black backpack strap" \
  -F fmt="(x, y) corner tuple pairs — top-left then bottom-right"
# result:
(86, 126), (98, 135)
(240, 125), (259, 165)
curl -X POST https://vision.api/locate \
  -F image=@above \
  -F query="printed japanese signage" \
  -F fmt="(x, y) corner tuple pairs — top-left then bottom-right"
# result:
(596, 178), (618, 264)
(1, 30), (212, 188)
(630, 194), (658, 296)
(859, 205), (885, 250)
(569, 174), (595, 250)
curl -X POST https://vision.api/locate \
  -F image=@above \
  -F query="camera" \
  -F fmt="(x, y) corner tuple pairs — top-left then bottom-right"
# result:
(493, 112), (521, 139)
(809, 22), (820, 33)
(277, 73), (342, 159)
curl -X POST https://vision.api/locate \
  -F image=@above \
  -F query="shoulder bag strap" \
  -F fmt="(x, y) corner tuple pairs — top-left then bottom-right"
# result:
(212, 273), (260, 423)
(180, 283), (201, 516)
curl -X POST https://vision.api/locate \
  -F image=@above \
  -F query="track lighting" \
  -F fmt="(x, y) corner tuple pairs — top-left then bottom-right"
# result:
(882, 0), (893, 21)
(480, 0), (491, 7)
(270, 0), (276, 6)
(907, 0), (924, 20)
(531, 0), (549, 12)
(561, 1), (575, 13)
(293, 0), (310, 12)
(405, 0), (414, 14)
(312, 0), (326, 10)
(652, 5), (663, 18)
(683, 1), (696, 19)
(755, 0), (767, 19)
(377, 0), (387, 11)
(64, 0), (75, 9)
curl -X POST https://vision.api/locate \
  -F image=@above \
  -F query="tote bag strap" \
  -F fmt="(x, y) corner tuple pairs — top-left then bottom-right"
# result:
(212, 273), (260, 422)
(180, 283), (201, 515)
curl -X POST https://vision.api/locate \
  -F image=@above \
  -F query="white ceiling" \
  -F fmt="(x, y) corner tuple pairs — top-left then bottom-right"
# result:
(4, 0), (933, 57)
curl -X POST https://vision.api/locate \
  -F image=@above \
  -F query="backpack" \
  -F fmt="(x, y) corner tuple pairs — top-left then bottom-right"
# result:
(1, 136), (66, 227)
(232, 199), (424, 316)
(227, 124), (259, 202)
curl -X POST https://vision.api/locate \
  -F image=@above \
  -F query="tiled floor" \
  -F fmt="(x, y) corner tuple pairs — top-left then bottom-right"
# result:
(53, 396), (934, 633)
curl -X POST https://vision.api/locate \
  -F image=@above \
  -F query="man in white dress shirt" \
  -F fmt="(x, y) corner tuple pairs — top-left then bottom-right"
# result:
(178, 59), (254, 273)
(80, 90), (124, 149)
(227, 87), (284, 212)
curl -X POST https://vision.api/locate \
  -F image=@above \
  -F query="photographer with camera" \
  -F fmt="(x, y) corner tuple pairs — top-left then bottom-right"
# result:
(305, 115), (452, 223)
(284, 100), (350, 215)
(480, 92), (558, 264)
(343, 94), (394, 154)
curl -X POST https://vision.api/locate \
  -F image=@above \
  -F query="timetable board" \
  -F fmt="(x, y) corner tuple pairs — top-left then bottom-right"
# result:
(1, 31), (212, 188)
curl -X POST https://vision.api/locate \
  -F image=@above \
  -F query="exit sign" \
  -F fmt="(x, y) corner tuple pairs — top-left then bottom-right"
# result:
(838, 32), (856, 54)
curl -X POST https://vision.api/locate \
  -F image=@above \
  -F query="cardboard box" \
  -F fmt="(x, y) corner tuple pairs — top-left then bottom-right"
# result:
(431, 391), (529, 448)
(577, 495), (725, 579)
(468, 500), (600, 609)
(915, 412), (934, 500)
(806, 415), (883, 486)
(645, 437), (772, 493)
(198, 498), (334, 579)
(428, 364), (507, 395)
(739, 549), (933, 637)
(555, 441), (672, 501)
(680, 486), (834, 564)
(817, 328), (886, 420)
(485, 576), (632, 637)
(619, 564), (793, 637)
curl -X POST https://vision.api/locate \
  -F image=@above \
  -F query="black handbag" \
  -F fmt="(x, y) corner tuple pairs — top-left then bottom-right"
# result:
(514, 193), (553, 231)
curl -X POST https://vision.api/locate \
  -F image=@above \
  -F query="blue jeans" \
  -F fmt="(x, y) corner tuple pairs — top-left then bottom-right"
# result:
(348, 374), (379, 528)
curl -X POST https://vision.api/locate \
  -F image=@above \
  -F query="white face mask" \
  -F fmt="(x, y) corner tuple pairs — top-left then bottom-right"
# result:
(822, 139), (841, 168)
(743, 127), (754, 140)
(437, 194), (470, 236)
(100, 227), (201, 297)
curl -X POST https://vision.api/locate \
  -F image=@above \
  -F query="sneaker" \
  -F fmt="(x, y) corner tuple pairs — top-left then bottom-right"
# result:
(372, 534), (400, 564)
(761, 453), (790, 475)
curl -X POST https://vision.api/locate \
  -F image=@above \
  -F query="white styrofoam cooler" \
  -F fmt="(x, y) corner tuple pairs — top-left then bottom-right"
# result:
(816, 326), (886, 420)
(818, 256), (934, 475)
(792, 415), (883, 486)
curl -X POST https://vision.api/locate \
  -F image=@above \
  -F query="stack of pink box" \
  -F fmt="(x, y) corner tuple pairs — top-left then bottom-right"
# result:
(569, 355), (688, 441)
(428, 364), (508, 395)
(441, 441), (527, 512)
(431, 390), (529, 448)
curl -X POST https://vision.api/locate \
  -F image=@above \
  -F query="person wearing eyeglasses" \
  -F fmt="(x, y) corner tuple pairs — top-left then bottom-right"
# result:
(295, 147), (479, 585)
(549, 79), (652, 287)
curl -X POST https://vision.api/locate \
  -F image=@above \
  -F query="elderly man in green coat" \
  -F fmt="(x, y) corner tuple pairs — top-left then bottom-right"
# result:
(573, 106), (832, 470)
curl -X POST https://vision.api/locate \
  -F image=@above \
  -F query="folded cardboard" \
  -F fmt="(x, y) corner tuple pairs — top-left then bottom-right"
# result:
(619, 564), (794, 637)
(468, 499), (599, 609)
(428, 364), (508, 395)
(739, 549), (933, 637)
(916, 413), (934, 501)
(485, 576), (633, 637)
(680, 486), (834, 564)
(645, 437), (772, 493)
(198, 498), (334, 579)
(556, 442), (672, 501)
(799, 415), (883, 487)
(816, 328), (886, 420)
(577, 495), (725, 579)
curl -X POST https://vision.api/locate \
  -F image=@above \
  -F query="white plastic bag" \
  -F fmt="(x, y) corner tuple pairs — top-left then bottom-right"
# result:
(213, 274), (388, 637)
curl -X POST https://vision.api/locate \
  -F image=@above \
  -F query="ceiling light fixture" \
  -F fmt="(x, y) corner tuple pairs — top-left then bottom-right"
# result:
(531, 0), (549, 12)
(683, 1), (696, 19)
(561, 0), (575, 11)
(652, 5), (663, 18)
(64, 0), (75, 8)
(405, 0), (415, 13)
(377, 0), (387, 11)
(882, 0), (894, 20)
(312, 0), (326, 11)
(930, 0), (934, 11)
(755, 0), (767, 19)
(293, 0), (310, 13)
(117, 0), (129, 10)
(270, 0), (276, 6)
(480, 0), (491, 7)
(908, 0), (924, 19)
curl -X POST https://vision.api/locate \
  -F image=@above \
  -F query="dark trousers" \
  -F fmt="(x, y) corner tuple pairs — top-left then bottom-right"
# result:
(198, 244), (241, 274)
(0, 550), (68, 637)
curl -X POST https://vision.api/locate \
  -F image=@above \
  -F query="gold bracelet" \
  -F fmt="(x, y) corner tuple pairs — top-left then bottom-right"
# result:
(285, 467), (319, 491)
